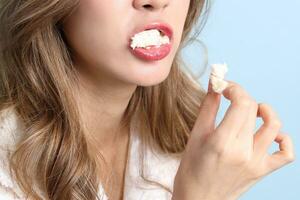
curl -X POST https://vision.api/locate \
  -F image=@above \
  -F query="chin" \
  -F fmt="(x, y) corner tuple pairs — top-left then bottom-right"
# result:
(113, 48), (176, 87)
(136, 78), (167, 87)
(131, 61), (173, 86)
(133, 70), (171, 87)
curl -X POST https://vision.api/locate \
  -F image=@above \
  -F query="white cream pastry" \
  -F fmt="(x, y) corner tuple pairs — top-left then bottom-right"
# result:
(210, 63), (229, 94)
(130, 29), (170, 50)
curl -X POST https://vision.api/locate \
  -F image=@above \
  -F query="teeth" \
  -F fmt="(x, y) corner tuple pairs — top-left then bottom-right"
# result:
(130, 29), (170, 50)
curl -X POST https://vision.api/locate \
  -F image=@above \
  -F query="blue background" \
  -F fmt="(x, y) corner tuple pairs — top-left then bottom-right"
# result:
(181, 0), (300, 199)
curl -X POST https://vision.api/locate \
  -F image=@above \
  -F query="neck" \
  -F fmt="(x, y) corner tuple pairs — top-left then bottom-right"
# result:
(74, 61), (137, 152)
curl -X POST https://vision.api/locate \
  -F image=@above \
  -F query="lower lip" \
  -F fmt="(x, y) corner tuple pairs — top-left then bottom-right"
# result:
(129, 43), (171, 61)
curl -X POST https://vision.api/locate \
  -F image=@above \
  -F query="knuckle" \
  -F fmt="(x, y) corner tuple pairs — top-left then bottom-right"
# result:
(233, 152), (251, 165)
(227, 85), (237, 97)
(222, 150), (251, 166)
(211, 141), (226, 155)
(234, 98), (252, 108)
(281, 134), (295, 163)
(251, 100), (259, 109)
(269, 119), (282, 130)
(207, 137), (228, 156)
(228, 82), (243, 95)
(282, 133), (292, 142)
(226, 80), (238, 88)
(248, 99), (258, 110)
(259, 102), (271, 109)
(285, 152), (296, 163)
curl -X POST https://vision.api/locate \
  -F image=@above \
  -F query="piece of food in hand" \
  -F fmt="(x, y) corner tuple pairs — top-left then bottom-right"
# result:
(210, 63), (229, 94)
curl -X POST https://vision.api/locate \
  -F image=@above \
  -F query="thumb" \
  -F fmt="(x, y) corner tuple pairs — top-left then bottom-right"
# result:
(192, 78), (221, 138)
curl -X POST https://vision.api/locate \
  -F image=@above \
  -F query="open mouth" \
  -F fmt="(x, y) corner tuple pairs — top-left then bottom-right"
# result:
(128, 22), (173, 61)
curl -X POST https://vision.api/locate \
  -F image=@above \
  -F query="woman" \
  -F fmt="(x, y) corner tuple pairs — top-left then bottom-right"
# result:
(0, 0), (295, 200)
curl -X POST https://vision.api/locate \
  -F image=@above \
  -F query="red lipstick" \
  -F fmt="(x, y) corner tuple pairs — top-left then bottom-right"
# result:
(128, 22), (173, 61)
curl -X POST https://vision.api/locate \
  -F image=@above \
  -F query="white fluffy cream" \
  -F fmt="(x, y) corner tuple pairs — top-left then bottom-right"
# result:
(130, 29), (170, 50)
(210, 63), (229, 94)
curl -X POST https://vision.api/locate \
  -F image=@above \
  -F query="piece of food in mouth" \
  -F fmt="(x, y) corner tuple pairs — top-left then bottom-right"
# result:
(210, 63), (229, 94)
(130, 29), (170, 50)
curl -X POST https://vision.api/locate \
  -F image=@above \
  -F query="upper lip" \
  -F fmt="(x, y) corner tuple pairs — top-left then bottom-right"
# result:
(128, 22), (173, 44)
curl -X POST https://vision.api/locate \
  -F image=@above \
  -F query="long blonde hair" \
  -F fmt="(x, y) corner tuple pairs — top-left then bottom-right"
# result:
(0, 0), (210, 199)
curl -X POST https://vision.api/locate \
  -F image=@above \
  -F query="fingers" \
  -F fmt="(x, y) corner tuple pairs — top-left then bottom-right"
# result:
(237, 97), (258, 141)
(192, 78), (221, 139)
(236, 99), (258, 150)
(253, 103), (282, 155)
(265, 132), (295, 171)
(215, 81), (254, 140)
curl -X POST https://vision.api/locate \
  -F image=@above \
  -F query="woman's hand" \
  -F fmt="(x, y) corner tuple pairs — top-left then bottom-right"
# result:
(172, 80), (296, 200)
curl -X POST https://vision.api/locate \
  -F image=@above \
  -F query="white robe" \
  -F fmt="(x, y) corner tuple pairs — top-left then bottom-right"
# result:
(0, 107), (181, 200)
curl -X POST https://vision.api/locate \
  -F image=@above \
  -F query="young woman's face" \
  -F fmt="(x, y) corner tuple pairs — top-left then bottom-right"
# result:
(62, 0), (190, 86)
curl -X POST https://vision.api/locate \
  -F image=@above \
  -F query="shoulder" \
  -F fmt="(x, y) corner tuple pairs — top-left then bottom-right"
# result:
(0, 107), (27, 199)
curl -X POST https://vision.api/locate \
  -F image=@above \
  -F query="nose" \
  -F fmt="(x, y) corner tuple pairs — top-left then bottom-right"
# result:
(133, 0), (169, 12)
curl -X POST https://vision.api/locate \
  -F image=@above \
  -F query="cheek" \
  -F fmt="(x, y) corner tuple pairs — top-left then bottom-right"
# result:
(175, 0), (190, 35)
(62, 1), (126, 66)
(62, 0), (191, 86)
(165, 1), (190, 54)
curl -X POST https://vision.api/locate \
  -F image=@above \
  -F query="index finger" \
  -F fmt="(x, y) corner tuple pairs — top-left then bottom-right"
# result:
(215, 81), (255, 139)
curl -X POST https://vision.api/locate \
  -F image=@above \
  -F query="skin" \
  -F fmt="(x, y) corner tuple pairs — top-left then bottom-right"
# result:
(61, 0), (190, 199)
(172, 80), (296, 200)
(61, 0), (296, 199)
